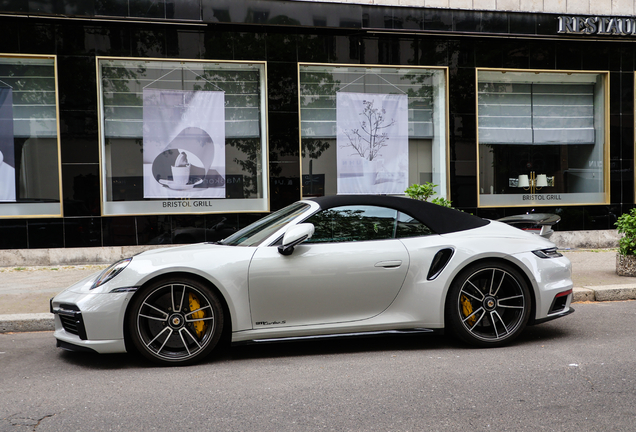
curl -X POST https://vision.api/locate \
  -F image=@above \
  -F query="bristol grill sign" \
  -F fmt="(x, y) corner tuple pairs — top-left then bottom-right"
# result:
(558, 16), (636, 36)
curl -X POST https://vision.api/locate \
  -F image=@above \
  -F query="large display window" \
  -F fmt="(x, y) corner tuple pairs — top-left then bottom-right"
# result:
(98, 58), (269, 216)
(298, 64), (448, 198)
(0, 54), (62, 218)
(477, 69), (609, 207)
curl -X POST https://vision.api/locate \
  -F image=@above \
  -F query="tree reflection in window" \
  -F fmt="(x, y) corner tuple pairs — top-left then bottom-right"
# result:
(395, 211), (434, 238)
(306, 206), (395, 243)
(306, 205), (435, 243)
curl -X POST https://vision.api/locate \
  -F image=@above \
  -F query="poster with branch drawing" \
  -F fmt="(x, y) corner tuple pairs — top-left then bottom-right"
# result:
(336, 92), (408, 194)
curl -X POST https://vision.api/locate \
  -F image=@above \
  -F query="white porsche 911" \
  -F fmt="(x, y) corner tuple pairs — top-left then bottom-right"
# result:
(51, 195), (574, 365)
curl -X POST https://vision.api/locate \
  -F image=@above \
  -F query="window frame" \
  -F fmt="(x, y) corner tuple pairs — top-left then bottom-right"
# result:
(0, 53), (62, 219)
(297, 62), (450, 200)
(476, 67), (610, 208)
(96, 56), (270, 216)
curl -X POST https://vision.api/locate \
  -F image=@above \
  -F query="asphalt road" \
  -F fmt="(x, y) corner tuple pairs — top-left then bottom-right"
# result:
(1, 301), (635, 431)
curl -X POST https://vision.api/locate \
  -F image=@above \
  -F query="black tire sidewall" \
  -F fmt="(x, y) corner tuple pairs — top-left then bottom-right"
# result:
(127, 276), (224, 365)
(446, 261), (531, 348)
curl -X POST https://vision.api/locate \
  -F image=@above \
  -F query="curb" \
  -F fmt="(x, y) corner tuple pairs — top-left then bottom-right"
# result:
(573, 284), (636, 302)
(0, 313), (54, 333)
(1, 285), (636, 334)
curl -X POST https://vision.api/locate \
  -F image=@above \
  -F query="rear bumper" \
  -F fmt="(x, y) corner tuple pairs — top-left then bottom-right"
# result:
(513, 252), (574, 322)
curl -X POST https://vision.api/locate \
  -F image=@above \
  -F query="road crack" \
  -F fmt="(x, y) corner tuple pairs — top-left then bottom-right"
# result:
(3, 412), (56, 431)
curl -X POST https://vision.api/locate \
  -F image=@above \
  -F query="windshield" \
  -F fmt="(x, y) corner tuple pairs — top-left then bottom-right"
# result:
(220, 202), (311, 246)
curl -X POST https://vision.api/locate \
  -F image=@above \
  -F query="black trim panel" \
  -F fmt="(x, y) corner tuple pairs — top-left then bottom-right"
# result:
(531, 307), (575, 325)
(56, 339), (98, 354)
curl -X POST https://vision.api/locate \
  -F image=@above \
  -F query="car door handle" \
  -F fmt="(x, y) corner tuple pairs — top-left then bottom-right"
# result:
(375, 260), (402, 268)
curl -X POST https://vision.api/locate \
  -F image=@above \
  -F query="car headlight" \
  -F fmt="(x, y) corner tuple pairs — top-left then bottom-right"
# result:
(532, 247), (563, 259)
(90, 258), (132, 290)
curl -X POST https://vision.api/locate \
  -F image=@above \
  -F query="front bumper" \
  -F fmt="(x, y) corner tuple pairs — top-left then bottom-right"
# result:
(51, 287), (133, 354)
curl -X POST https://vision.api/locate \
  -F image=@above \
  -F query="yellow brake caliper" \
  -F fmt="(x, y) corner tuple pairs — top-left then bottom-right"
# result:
(460, 294), (477, 326)
(188, 293), (207, 338)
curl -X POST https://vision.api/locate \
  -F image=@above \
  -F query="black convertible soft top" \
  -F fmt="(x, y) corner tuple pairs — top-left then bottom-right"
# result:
(307, 195), (490, 235)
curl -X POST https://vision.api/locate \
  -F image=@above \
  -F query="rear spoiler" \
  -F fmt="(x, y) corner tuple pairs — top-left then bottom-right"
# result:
(498, 213), (561, 239)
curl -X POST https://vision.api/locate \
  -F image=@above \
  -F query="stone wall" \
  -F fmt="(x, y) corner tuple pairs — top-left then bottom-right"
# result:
(0, 245), (174, 267)
(551, 230), (620, 250)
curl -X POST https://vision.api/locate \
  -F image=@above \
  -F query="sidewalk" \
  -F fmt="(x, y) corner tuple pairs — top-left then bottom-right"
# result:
(1, 249), (635, 332)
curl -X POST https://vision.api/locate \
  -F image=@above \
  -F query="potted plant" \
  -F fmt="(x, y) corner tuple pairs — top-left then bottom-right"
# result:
(615, 208), (636, 276)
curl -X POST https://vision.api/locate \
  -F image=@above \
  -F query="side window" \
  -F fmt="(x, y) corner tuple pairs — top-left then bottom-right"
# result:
(305, 205), (398, 243)
(395, 211), (434, 238)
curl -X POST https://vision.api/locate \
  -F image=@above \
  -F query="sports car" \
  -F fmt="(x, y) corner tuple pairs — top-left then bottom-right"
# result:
(51, 195), (574, 365)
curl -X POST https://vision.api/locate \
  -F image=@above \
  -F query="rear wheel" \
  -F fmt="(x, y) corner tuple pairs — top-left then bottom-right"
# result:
(447, 262), (531, 347)
(128, 277), (224, 365)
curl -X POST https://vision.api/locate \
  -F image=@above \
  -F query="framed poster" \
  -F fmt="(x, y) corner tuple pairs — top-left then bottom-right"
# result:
(336, 92), (408, 195)
(0, 54), (62, 218)
(98, 58), (269, 216)
(142, 89), (226, 199)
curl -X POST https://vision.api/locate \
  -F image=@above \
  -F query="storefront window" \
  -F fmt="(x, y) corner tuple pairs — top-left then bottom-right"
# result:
(298, 64), (448, 198)
(0, 55), (61, 218)
(98, 58), (269, 216)
(477, 69), (609, 207)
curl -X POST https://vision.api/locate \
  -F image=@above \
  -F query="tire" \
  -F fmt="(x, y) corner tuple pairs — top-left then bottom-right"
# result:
(446, 261), (531, 347)
(127, 277), (224, 366)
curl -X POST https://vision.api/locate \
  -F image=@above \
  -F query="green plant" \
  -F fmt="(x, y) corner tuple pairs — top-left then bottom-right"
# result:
(431, 197), (453, 208)
(616, 208), (636, 255)
(404, 182), (460, 211)
(404, 183), (438, 201)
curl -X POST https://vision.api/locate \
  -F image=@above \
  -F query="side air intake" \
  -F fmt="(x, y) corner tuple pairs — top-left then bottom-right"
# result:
(427, 248), (454, 281)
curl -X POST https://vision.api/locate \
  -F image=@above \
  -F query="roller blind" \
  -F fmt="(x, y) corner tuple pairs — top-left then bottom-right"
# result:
(101, 63), (261, 139)
(300, 69), (434, 139)
(478, 82), (595, 145)
(0, 59), (57, 139)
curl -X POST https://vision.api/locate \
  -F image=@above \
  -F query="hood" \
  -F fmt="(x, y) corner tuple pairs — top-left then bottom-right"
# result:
(134, 243), (224, 258)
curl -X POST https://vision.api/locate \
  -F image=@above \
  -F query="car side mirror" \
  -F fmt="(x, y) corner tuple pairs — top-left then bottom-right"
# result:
(278, 223), (315, 256)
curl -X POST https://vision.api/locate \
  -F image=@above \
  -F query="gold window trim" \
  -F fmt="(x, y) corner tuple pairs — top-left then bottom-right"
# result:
(0, 53), (63, 219)
(96, 56), (271, 217)
(297, 62), (450, 201)
(475, 67), (610, 208)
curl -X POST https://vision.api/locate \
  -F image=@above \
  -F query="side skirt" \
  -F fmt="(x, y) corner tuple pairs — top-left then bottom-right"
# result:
(232, 328), (438, 345)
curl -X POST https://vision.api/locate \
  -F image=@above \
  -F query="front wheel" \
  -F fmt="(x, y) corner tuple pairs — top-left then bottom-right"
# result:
(446, 262), (531, 347)
(127, 277), (224, 365)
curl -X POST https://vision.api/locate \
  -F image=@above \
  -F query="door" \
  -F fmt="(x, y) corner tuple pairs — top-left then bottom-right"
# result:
(248, 205), (410, 328)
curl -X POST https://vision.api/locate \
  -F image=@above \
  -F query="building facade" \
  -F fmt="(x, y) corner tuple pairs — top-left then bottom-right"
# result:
(0, 0), (633, 249)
